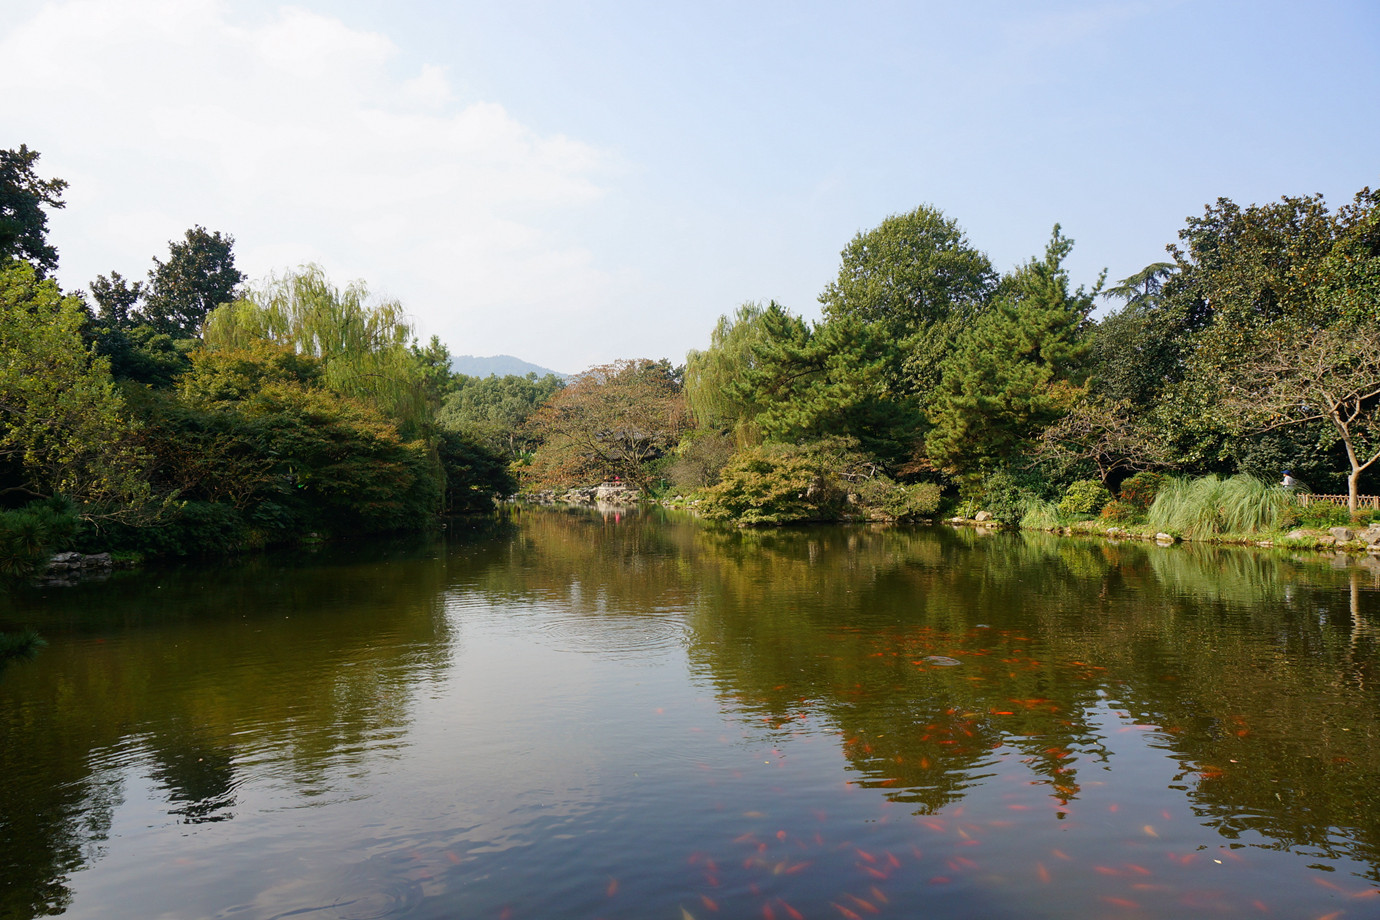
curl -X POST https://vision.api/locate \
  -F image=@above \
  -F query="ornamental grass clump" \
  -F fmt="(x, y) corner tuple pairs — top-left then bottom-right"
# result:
(1146, 474), (1292, 539)
(1019, 498), (1061, 530)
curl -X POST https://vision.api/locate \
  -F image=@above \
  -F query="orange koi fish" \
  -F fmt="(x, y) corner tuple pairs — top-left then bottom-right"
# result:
(843, 893), (880, 914)
(1101, 897), (1139, 909)
(830, 903), (863, 920)
(777, 899), (804, 920)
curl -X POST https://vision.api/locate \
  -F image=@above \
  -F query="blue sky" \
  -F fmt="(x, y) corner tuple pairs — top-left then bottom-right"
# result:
(4, 0), (1377, 373)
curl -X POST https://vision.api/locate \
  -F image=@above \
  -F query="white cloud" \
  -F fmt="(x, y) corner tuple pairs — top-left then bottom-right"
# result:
(0, 0), (617, 368)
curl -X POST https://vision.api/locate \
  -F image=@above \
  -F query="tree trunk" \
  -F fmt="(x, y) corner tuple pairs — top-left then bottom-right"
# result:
(1349, 466), (1361, 519)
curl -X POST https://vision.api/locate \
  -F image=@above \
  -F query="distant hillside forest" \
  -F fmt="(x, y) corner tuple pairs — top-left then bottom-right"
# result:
(3, 141), (1380, 576)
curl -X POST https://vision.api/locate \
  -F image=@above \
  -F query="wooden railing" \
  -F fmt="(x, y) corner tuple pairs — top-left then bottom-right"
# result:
(1294, 493), (1380, 510)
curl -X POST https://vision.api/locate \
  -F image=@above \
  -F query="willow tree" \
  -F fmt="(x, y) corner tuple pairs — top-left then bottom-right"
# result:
(203, 266), (429, 436)
(684, 301), (776, 441)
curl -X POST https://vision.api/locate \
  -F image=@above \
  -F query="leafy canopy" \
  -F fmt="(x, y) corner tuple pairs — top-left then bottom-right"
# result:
(0, 260), (147, 509)
(142, 226), (246, 339)
(204, 265), (429, 436)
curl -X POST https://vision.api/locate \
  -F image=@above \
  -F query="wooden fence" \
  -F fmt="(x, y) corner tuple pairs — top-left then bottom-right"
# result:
(1294, 493), (1380, 510)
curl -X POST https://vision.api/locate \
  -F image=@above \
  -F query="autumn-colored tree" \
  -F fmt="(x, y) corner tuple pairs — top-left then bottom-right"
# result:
(523, 359), (690, 489)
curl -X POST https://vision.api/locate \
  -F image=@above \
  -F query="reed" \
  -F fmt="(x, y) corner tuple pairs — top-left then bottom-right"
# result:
(1019, 498), (1062, 531)
(1146, 474), (1293, 538)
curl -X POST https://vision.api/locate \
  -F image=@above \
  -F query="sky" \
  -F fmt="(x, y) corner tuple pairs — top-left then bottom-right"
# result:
(4, 0), (1378, 374)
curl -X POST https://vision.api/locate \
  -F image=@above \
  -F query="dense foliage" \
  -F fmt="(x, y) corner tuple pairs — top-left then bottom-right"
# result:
(628, 186), (1380, 526)
(0, 146), (515, 575)
(6, 139), (1380, 548)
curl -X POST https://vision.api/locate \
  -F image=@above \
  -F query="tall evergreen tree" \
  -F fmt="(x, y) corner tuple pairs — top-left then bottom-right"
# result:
(926, 227), (1099, 476)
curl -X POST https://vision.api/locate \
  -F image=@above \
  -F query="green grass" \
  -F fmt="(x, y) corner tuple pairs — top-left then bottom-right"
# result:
(1019, 498), (1061, 530)
(1146, 474), (1294, 539)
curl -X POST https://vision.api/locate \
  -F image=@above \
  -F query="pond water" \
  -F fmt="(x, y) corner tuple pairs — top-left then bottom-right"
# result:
(2, 507), (1379, 920)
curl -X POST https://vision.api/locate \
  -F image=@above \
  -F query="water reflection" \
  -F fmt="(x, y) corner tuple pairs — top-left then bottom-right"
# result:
(0, 530), (476, 919)
(1, 511), (1378, 919)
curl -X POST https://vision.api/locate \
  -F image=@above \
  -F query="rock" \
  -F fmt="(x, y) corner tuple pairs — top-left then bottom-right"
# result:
(1154, 532), (1177, 544)
(1317, 535), (1338, 547)
(973, 511), (993, 523)
(1359, 527), (1380, 545)
(82, 553), (113, 568)
(1329, 526), (1356, 542)
(923, 655), (963, 667)
(1285, 530), (1310, 541)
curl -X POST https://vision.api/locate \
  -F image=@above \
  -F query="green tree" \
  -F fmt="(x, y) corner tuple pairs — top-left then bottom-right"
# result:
(926, 227), (1098, 477)
(0, 146), (67, 277)
(0, 261), (147, 508)
(412, 334), (457, 404)
(89, 270), (145, 330)
(204, 265), (429, 436)
(732, 305), (919, 465)
(435, 429), (516, 512)
(684, 301), (775, 439)
(436, 372), (564, 458)
(163, 343), (441, 536)
(142, 226), (245, 339)
(1147, 187), (1380, 473)
(820, 204), (996, 338)
(820, 205), (997, 396)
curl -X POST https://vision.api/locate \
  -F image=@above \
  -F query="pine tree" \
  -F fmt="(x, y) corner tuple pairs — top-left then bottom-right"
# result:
(926, 227), (1099, 475)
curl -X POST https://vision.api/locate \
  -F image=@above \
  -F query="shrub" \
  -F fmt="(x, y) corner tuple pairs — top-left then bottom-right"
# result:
(701, 437), (935, 525)
(1290, 501), (1368, 528)
(1100, 499), (1137, 524)
(437, 429), (515, 513)
(976, 467), (1054, 526)
(856, 478), (943, 522)
(1118, 471), (1166, 511)
(665, 430), (737, 490)
(1059, 479), (1112, 517)
(702, 443), (835, 525)
(0, 497), (80, 579)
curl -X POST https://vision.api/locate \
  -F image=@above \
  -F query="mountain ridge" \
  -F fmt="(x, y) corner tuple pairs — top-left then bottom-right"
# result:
(449, 354), (568, 379)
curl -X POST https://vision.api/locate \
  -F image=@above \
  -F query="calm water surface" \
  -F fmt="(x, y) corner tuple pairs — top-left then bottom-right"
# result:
(2, 508), (1379, 919)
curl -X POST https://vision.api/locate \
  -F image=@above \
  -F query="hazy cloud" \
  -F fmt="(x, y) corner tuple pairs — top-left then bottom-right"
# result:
(1, 0), (618, 369)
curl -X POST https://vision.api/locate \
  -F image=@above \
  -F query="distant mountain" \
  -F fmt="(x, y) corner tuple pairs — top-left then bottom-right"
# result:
(449, 355), (568, 379)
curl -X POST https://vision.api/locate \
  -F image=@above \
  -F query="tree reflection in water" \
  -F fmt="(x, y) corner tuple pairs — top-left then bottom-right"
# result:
(1, 510), (1377, 918)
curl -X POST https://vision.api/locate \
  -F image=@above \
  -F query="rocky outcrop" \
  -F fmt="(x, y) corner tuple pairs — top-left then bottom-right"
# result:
(45, 552), (113, 572)
(521, 483), (642, 506)
(40, 552), (117, 586)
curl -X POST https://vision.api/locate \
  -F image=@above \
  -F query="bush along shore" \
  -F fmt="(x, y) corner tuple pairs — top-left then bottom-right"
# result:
(945, 472), (1380, 553)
